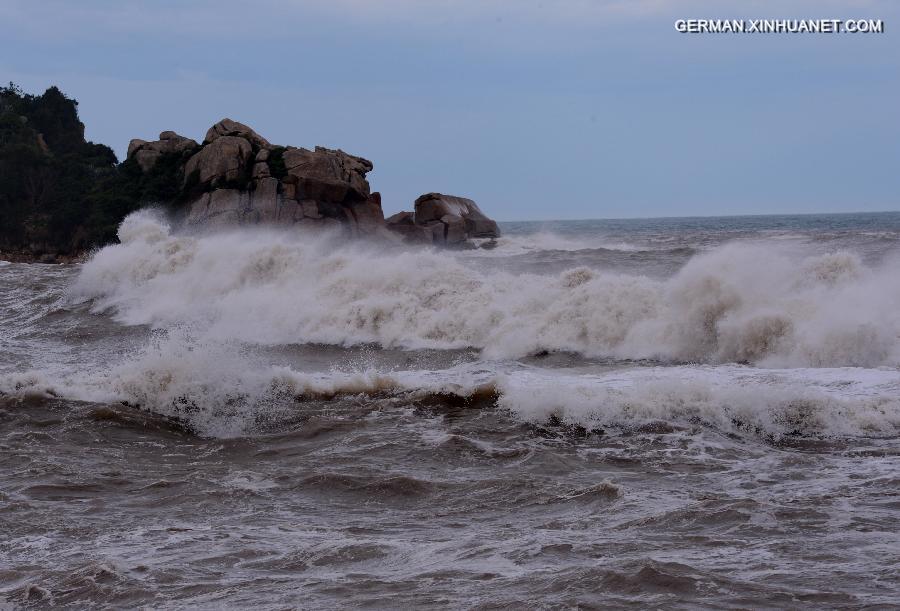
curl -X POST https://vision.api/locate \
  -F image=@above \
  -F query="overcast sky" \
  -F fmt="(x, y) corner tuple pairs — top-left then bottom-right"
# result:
(2, 0), (898, 219)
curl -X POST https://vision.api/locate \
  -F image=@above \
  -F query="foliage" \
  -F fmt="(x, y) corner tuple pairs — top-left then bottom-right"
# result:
(267, 146), (287, 180)
(0, 83), (195, 256)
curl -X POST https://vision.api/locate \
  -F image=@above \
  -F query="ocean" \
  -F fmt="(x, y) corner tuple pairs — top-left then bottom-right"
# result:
(2, 210), (899, 608)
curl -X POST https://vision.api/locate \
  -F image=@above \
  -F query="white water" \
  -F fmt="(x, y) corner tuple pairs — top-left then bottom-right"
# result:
(72, 211), (900, 367)
(3, 210), (899, 438)
(0, 208), (895, 439)
(5, 211), (900, 609)
(5, 344), (899, 438)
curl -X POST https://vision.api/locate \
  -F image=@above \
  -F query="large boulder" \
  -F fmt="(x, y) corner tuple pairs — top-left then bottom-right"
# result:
(204, 118), (272, 149)
(411, 193), (500, 244)
(183, 135), (253, 187)
(177, 126), (384, 237)
(283, 146), (372, 203)
(345, 192), (386, 237)
(127, 138), (147, 158)
(127, 131), (198, 172)
(157, 131), (199, 153)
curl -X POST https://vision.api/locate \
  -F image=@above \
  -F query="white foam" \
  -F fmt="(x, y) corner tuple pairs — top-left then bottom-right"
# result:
(0, 337), (406, 437)
(3, 351), (898, 438)
(68, 211), (900, 368)
(497, 365), (900, 438)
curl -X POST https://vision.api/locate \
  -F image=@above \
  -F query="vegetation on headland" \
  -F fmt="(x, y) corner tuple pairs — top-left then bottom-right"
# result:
(0, 83), (189, 261)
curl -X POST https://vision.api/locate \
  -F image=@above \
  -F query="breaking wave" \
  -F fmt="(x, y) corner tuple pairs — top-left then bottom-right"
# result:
(70, 211), (900, 368)
(3, 345), (899, 439)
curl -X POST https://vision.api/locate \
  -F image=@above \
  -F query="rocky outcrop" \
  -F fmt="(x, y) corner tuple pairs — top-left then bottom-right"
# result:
(204, 118), (271, 149)
(385, 193), (501, 246)
(125, 119), (499, 245)
(415, 193), (500, 240)
(126, 118), (386, 238)
(282, 146), (372, 203)
(127, 131), (198, 172)
(384, 211), (433, 244)
(183, 135), (252, 186)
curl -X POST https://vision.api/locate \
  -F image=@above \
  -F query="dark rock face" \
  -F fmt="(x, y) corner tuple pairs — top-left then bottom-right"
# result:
(282, 146), (372, 203)
(385, 193), (501, 245)
(183, 135), (252, 187)
(414, 193), (500, 241)
(126, 118), (386, 238)
(125, 119), (499, 246)
(385, 211), (432, 244)
(203, 118), (272, 149)
(127, 131), (199, 172)
(346, 192), (388, 237)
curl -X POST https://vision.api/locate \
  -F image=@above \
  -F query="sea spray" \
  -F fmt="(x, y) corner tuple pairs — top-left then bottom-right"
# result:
(70, 210), (900, 368)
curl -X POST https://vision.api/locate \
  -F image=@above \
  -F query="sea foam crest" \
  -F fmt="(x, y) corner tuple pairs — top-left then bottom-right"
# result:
(70, 210), (900, 368)
(3, 354), (899, 439)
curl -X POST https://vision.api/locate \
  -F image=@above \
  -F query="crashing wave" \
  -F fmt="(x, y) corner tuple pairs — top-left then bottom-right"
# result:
(69, 211), (900, 368)
(3, 343), (899, 439)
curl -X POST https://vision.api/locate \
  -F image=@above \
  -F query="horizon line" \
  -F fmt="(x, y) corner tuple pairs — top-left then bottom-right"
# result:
(493, 209), (900, 224)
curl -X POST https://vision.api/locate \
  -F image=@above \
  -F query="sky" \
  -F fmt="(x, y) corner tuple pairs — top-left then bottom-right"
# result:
(2, 0), (898, 220)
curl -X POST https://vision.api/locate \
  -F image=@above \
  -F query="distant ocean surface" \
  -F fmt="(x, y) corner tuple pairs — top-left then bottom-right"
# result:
(2, 211), (899, 608)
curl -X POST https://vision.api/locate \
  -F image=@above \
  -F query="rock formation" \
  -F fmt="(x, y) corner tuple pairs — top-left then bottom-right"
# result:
(384, 211), (433, 244)
(125, 118), (500, 245)
(127, 119), (385, 237)
(385, 193), (501, 246)
(416, 193), (501, 244)
(128, 132), (199, 173)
